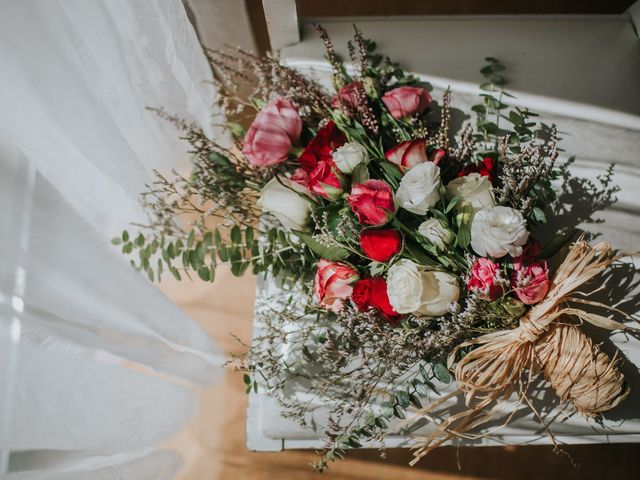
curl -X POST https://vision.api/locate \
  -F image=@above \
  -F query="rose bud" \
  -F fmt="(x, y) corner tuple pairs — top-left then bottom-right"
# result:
(418, 218), (454, 250)
(332, 142), (370, 174)
(314, 259), (359, 312)
(467, 257), (506, 301)
(243, 98), (302, 167)
(348, 180), (395, 226)
(387, 259), (459, 317)
(396, 162), (441, 215)
(470, 206), (529, 258)
(512, 260), (550, 305)
(258, 177), (313, 231)
(359, 229), (402, 262)
(352, 277), (399, 321)
(331, 81), (361, 111)
(382, 86), (432, 119)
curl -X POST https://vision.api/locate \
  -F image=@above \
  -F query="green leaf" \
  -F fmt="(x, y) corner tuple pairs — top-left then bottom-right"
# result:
(245, 226), (254, 248)
(532, 206), (547, 224)
(111, 237), (122, 245)
(294, 231), (350, 261)
(381, 402), (394, 419)
(415, 382), (429, 397)
(351, 163), (370, 184)
(434, 363), (452, 384)
(402, 239), (439, 268)
(122, 230), (129, 242)
(208, 151), (232, 167)
(231, 225), (242, 244)
(509, 111), (523, 125)
(169, 266), (181, 281)
(189, 250), (199, 270)
(197, 265), (211, 281)
(225, 122), (246, 139)
(396, 391), (410, 408)
(393, 405), (406, 419)
(243, 373), (251, 385)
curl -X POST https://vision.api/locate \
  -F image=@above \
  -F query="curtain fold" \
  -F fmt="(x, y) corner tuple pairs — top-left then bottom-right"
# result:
(0, 1), (224, 477)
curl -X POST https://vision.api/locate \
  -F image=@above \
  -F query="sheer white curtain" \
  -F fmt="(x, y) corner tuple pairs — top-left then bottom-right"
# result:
(0, 1), (224, 478)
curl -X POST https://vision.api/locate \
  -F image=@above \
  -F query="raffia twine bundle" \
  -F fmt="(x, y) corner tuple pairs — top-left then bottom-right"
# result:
(409, 240), (635, 465)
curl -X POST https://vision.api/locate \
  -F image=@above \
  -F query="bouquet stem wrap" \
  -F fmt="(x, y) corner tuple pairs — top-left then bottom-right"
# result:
(411, 240), (633, 464)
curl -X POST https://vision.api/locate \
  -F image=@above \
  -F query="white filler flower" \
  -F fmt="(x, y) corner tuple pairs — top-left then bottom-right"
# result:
(445, 173), (495, 212)
(418, 218), (454, 250)
(395, 162), (441, 215)
(258, 177), (312, 231)
(332, 142), (370, 174)
(387, 259), (460, 317)
(470, 205), (529, 258)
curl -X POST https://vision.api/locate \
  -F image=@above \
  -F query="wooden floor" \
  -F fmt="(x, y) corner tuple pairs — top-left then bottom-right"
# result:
(160, 268), (640, 479)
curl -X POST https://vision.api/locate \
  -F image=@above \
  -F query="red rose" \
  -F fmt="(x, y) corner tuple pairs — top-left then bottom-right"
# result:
(352, 277), (399, 321)
(306, 160), (344, 199)
(458, 157), (496, 183)
(359, 229), (402, 262)
(348, 180), (395, 226)
(297, 121), (346, 171)
(331, 81), (361, 111)
(293, 122), (347, 199)
(512, 260), (550, 305)
(314, 259), (359, 312)
(242, 98), (302, 167)
(467, 257), (505, 301)
(385, 139), (428, 170)
(512, 239), (542, 271)
(382, 86), (432, 119)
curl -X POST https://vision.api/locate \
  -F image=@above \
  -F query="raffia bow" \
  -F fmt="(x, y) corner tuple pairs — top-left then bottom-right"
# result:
(409, 240), (635, 465)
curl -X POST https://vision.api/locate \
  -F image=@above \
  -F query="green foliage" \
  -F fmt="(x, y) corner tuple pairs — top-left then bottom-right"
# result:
(311, 363), (443, 472)
(295, 231), (350, 261)
(114, 225), (315, 285)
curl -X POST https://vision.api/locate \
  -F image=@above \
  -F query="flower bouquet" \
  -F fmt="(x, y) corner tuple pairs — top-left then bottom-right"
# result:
(117, 26), (636, 470)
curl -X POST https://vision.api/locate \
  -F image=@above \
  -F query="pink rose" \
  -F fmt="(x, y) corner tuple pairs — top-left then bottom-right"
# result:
(331, 81), (361, 111)
(512, 260), (550, 305)
(467, 257), (505, 301)
(242, 98), (302, 167)
(382, 86), (432, 119)
(314, 259), (359, 312)
(385, 139), (428, 170)
(348, 180), (395, 226)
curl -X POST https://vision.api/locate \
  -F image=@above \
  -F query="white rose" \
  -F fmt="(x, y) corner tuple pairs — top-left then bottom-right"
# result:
(418, 218), (454, 250)
(387, 259), (460, 317)
(332, 142), (370, 174)
(445, 173), (495, 212)
(395, 162), (441, 215)
(470, 206), (529, 258)
(258, 177), (312, 231)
